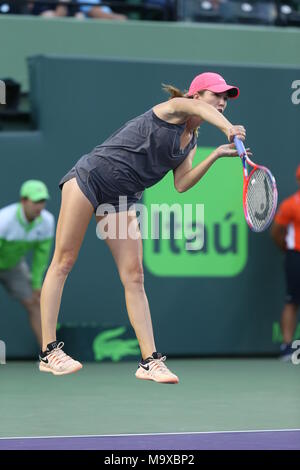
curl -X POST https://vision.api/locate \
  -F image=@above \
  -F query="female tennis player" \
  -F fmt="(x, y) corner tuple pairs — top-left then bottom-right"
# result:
(39, 72), (246, 383)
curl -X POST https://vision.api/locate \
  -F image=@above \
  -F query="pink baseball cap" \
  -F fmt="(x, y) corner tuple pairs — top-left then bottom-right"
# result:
(187, 72), (239, 99)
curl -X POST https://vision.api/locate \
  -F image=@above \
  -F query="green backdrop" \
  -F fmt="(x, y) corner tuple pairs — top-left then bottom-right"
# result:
(0, 54), (299, 358)
(1, 15), (300, 92)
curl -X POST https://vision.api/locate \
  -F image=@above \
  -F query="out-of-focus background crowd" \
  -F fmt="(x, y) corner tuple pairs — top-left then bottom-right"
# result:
(0, 0), (299, 26)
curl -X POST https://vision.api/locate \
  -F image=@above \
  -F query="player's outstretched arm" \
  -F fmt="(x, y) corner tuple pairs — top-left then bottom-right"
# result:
(174, 144), (251, 193)
(157, 97), (246, 142)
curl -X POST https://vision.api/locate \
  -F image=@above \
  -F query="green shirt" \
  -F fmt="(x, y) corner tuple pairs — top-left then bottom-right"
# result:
(0, 203), (55, 289)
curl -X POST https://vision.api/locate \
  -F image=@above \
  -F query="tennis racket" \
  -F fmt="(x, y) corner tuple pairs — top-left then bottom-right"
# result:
(234, 137), (278, 232)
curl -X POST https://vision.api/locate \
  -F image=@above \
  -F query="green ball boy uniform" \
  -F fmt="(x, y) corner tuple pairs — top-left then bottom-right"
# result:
(0, 182), (55, 300)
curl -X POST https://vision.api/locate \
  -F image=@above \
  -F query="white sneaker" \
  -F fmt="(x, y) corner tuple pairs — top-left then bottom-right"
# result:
(135, 352), (179, 384)
(39, 341), (83, 376)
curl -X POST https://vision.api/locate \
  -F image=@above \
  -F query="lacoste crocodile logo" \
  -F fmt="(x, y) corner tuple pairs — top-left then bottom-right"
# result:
(92, 327), (140, 362)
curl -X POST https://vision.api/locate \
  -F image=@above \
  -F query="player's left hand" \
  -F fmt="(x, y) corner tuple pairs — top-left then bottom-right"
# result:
(215, 143), (252, 158)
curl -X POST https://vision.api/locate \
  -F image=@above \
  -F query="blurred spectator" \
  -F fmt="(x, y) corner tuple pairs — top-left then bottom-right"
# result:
(0, 181), (55, 346)
(29, 0), (127, 19)
(271, 165), (300, 361)
(76, 0), (127, 20)
(29, 0), (71, 17)
(177, 0), (277, 25)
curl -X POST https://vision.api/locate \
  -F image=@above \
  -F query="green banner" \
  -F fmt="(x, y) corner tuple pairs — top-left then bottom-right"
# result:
(144, 147), (248, 277)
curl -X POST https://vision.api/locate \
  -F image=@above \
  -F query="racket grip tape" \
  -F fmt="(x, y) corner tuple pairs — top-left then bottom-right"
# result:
(234, 137), (247, 157)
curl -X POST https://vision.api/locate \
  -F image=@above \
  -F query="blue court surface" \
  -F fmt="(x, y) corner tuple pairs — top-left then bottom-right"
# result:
(0, 430), (300, 450)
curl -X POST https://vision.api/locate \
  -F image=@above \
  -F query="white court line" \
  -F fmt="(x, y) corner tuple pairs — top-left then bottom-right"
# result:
(0, 429), (300, 440)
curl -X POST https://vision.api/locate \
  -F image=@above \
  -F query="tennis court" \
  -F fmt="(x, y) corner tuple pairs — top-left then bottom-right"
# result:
(0, 359), (299, 450)
(1, 3), (300, 455)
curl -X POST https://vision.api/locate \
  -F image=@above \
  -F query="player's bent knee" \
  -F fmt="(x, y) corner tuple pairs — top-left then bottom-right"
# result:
(120, 264), (144, 288)
(52, 251), (77, 277)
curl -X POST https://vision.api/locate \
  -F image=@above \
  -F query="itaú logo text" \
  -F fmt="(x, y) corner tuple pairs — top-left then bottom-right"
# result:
(152, 210), (238, 255)
(142, 146), (248, 277)
(144, 208), (247, 278)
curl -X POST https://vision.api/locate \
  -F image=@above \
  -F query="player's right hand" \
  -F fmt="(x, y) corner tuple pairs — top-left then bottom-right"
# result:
(227, 125), (246, 142)
(215, 143), (252, 158)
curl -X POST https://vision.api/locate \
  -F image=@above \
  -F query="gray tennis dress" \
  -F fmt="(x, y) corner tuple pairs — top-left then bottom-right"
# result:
(59, 109), (197, 212)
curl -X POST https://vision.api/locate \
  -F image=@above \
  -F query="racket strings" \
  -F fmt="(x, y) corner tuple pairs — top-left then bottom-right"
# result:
(246, 168), (276, 231)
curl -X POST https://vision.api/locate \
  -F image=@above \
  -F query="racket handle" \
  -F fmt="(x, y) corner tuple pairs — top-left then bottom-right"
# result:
(234, 137), (247, 157)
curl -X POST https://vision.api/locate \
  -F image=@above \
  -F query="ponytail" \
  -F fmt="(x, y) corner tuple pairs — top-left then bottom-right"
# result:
(161, 84), (199, 137)
(162, 84), (189, 99)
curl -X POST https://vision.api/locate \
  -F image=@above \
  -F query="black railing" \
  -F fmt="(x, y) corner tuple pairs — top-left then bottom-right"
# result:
(176, 0), (300, 26)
